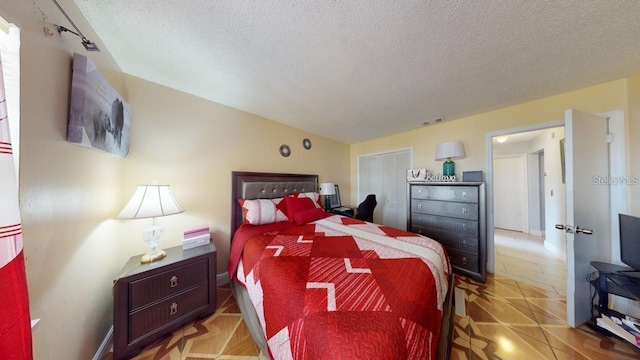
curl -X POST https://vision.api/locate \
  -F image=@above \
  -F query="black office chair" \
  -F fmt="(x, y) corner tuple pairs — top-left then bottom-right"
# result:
(355, 194), (377, 222)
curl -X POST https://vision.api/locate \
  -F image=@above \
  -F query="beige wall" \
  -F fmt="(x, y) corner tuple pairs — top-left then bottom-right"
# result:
(350, 78), (637, 276)
(628, 72), (640, 215)
(350, 79), (628, 207)
(3, 1), (127, 359)
(120, 75), (350, 273)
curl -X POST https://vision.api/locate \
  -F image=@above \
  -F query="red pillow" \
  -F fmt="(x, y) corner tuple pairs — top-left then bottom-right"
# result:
(284, 196), (317, 223)
(288, 192), (322, 209)
(293, 208), (328, 224)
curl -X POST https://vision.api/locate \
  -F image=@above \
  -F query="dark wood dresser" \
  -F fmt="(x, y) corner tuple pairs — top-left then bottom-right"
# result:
(113, 243), (217, 359)
(407, 182), (486, 282)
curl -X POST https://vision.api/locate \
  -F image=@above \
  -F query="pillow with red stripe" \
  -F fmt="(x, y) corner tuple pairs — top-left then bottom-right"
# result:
(238, 198), (288, 225)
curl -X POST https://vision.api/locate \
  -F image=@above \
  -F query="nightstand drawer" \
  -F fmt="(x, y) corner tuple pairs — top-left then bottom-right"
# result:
(129, 283), (209, 343)
(411, 200), (478, 220)
(130, 259), (208, 310)
(411, 186), (478, 203)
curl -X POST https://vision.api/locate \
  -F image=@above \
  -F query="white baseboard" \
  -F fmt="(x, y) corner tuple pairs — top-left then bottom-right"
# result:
(93, 325), (113, 360)
(529, 229), (544, 237)
(544, 240), (565, 260)
(217, 271), (230, 285)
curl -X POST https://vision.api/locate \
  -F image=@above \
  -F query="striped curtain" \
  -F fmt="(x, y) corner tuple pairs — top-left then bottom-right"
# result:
(0, 52), (32, 358)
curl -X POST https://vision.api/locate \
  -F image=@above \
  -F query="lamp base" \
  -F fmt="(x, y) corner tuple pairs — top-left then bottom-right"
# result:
(140, 249), (167, 264)
(443, 160), (455, 177)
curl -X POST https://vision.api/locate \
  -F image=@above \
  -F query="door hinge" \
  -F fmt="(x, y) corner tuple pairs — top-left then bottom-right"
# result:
(606, 133), (613, 143)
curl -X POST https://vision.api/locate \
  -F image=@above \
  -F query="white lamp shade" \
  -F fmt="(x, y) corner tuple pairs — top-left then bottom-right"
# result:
(435, 141), (465, 161)
(117, 184), (184, 219)
(319, 182), (336, 195)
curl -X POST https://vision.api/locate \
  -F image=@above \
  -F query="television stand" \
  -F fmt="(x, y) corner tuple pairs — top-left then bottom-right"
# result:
(591, 262), (640, 308)
(589, 262), (640, 354)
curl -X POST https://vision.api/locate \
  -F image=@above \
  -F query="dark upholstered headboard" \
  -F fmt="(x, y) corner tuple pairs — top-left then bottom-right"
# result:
(230, 171), (319, 240)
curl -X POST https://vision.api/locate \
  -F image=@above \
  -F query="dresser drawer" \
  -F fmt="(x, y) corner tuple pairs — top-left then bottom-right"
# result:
(130, 259), (208, 310)
(411, 186), (478, 203)
(411, 199), (478, 220)
(129, 283), (209, 343)
(413, 226), (479, 253)
(411, 213), (478, 236)
(446, 249), (479, 273)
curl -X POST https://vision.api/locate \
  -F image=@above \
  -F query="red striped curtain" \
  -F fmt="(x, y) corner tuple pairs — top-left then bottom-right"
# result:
(0, 52), (32, 359)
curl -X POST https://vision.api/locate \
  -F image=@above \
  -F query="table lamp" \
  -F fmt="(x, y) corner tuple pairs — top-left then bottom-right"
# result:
(435, 141), (465, 176)
(319, 182), (336, 210)
(117, 181), (184, 263)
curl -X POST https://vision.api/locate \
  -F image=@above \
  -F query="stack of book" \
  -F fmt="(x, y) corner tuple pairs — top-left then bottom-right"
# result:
(182, 226), (211, 250)
(596, 314), (640, 349)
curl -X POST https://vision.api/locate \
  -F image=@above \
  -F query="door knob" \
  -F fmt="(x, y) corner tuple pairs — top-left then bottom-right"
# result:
(555, 224), (593, 235)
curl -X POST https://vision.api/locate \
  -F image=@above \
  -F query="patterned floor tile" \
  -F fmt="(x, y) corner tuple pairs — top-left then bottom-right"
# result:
(106, 274), (639, 359)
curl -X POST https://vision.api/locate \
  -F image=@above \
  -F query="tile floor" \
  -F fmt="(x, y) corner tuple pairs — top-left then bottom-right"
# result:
(452, 273), (638, 359)
(105, 275), (640, 359)
(104, 285), (265, 360)
(494, 228), (567, 295)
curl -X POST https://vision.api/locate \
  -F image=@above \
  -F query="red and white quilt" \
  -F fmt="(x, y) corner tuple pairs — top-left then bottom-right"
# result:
(229, 215), (451, 359)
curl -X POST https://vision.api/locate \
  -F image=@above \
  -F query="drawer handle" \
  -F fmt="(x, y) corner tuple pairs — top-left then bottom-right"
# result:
(418, 190), (422, 194)
(462, 224), (467, 230)
(462, 208), (467, 214)
(170, 276), (178, 288)
(462, 239), (467, 248)
(462, 191), (467, 197)
(417, 203), (422, 209)
(170, 302), (178, 315)
(462, 256), (468, 265)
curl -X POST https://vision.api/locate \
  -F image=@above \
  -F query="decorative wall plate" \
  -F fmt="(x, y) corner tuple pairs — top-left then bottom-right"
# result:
(303, 138), (312, 150)
(279, 144), (291, 157)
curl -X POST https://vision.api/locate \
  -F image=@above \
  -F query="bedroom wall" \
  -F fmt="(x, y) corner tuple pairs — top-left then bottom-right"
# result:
(0, 1), (128, 359)
(628, 72), (640, 216)
(349, 78), (630, 274)
(120, 74), (350, 275)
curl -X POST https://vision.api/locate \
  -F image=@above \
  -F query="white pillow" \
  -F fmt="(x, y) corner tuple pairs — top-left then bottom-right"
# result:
(239, 198), (288, 225)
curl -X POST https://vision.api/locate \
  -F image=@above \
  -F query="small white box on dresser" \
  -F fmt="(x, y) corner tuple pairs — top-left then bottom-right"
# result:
(183, 226), (210, 250)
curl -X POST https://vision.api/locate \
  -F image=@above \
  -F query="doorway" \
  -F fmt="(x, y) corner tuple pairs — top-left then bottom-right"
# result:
(492, 127), (567, 293)
(485, 110), (627, 327)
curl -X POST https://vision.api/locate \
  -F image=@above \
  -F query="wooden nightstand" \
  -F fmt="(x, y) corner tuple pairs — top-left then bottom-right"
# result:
(113, 243), (217, 360)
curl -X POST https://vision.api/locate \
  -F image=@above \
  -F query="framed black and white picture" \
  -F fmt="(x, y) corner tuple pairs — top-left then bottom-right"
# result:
(67, 53), (131, 158)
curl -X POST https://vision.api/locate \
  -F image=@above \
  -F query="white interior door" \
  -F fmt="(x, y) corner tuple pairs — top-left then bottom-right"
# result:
(563, 109), (611, 327)
(493, 156), (525, 231)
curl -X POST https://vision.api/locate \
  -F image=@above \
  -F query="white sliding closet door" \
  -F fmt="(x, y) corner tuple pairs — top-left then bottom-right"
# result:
(358, 149), (411, 229)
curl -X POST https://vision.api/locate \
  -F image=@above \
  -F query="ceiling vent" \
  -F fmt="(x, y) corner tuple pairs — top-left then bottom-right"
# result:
(422, 117), (444, 126)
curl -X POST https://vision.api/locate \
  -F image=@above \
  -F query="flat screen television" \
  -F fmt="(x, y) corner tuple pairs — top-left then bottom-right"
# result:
(619, 213), (640, 280)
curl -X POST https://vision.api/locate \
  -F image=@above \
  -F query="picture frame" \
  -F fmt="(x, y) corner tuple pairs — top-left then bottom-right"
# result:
(327, 184), (342, 209)
(67, 53), (131, 158)
(406, 168), (427, 182)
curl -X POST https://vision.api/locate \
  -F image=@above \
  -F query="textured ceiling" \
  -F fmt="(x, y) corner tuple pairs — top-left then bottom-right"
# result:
(72, 0), (640, 144)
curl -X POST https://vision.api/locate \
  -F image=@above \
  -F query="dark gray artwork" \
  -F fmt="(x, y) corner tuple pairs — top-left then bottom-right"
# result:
(67, 53), (130, 157)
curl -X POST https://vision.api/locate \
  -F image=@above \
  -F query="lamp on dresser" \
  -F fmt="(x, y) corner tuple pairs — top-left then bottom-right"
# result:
(117, 181), (184, 263)
(435, 141), (466, 177)
(319, 182), (336, 210)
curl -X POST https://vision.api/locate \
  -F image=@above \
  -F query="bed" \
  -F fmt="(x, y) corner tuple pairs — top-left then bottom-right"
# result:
(228, 171), (455, 359)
